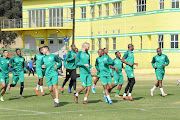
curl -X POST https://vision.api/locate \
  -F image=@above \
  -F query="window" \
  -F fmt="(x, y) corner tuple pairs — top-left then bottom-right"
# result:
(113, 2), (122, 15)
(160, 0), (164, 9)
(50, 40), (53, 44)
(105, 4), (109, 16)
(98, 38), (101, 49)
(105, 38), (109, 49)
(140, 36), (142, 49)
(28, 9), (46, 28)
(113, 38), (116, 50)
(40, 40), (45, 45)
(172, 0), (179, 8)
(91, 6), (95, 18)
(158, 35), (163, 49)
(137, 0), (146, 12)
(81, 7), (86, 19)
(171, 35), (178, 49)
(59, 40), (63, 44)
(70, 8), (73, 19)
(92, 39), (95, 50)
(49, 8), (63, 27)
(98, 5), (102, 17)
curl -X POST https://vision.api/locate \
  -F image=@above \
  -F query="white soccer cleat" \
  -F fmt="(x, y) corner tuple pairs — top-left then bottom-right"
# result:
(115, 94), (121, 97)
(0, 97), (4, 102)
(150, 89), (154, 96)
(177, 80), (180, 86)
(162, 93), (168, 97)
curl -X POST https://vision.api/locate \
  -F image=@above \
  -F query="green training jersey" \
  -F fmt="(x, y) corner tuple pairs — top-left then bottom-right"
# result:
(65, 51), (76, 70)
(0, 54), (3, 57)
(151, 54), (169, 70)
(34, 54), (45, 69)
(123, 50), (134, 71)
(10, 55), (27, 74)
(42, 54), (62, 76)
(0, 57), (11, 74)
(95, 55), (113, 77)
(113, 58), (123, 73)
(75, 51), (92, 74)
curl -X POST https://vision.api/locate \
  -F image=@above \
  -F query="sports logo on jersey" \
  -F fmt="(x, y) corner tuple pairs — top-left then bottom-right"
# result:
(49, 57), (52, 59)
(7, 61), (9, 63)
(115, 81), (117, 83)
(131, 74), (133, 76)
(21, 59), (23, 61)
(39, 75), (41, 78)
(162, 57), (164, 59)
(82, 82), (85, 86)
(104, 58), (107, 60)
(1, 79), (3, 82)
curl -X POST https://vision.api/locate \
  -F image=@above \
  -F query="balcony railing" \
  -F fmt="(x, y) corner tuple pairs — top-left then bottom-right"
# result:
(1, 17), (73, 29)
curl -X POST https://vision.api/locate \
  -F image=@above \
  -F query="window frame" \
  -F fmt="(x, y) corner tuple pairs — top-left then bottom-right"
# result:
(170, 34), (178, 49)
(136, 0), (146, 12)
(113, 38), (116, 50)
(81, 7), (86, 19)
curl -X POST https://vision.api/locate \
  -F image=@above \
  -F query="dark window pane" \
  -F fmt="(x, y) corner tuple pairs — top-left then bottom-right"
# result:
(175, 42), (178, 48)
(172, 2), (175, 8)
(171, 42), (174, 48)
(162, 43), (164, 49)
(175, 35), (178, 41)
(41, 40), (44, 44)
(176, 1), (179, 8)
(171, 35), (174, 41)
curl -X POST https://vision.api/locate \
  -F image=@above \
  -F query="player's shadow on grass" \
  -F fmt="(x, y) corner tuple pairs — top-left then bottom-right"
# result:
(60, 102), (70, 106)
(88, 100), (102, 103)
(158, 94), (174, 96)
(112, 100), (118, 103)
(8, 94), (39, 101)
(133, 97), (144, 100)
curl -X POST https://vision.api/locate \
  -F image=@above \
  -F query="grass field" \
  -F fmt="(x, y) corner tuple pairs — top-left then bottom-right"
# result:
(0, 73), (180, 120)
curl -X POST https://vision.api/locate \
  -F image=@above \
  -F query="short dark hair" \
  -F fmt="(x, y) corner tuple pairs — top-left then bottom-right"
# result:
(128, 44), (133, 48)
(16, 48), (21, 52)
(115, 51), (119, 55)
(43, 46), (49, 50)
(104, 48), (108, 50)
(71, 44), (75, 47)
(31, 58), (33, 60)
(39, 47), (42, 51)
(3, 50), (8, 53)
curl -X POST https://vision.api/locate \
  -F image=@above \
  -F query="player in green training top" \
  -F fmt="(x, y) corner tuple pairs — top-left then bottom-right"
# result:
(34, 47), (45, 96)
(121, 44), (138, 101)
(8, 49), (28, 98)
(42, 46), (62, 107)
(0, 50), (11, 101)
(95, 49), (114, 104)
(74, 42), (96, 104)
(108, 51), (124, 97)
(151, 48), (169, 97)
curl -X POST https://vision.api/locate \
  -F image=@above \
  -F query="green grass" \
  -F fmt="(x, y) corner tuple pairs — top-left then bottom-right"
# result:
(0, 74), (180, 120)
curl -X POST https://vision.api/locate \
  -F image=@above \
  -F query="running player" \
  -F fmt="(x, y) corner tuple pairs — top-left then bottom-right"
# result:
(95, 49), (113, 104)
(121, 44), (138, 101)
(74, 42), (96, 104)
(34, 47), (45, 96)
(42, 46), (62, 107)
(61, 44), (77, 94)
(8, 49), (28, 98)
(0, 50), (10, 101)
(151, 48), (169, 97)
(108, 51), (124, 97)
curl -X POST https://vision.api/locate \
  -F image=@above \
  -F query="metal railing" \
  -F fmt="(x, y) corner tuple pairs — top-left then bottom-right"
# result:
(1, 17), (73, 29)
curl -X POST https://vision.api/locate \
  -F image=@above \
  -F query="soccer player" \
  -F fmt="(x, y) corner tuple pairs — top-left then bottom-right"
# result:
(8, 49), (28, 98)
(151, 48), (169, 97)
(34, 47), (45, 96)
(121, 44), (138, 101)
(28, 58), (35, 76)
(42, 46), (62, 107)
(61, 44), (77, 94)
(108, 51), (124, 97)
(0, 50), (10, 101)
(74, 42), (95, 104)
(95, 49), (113, 104)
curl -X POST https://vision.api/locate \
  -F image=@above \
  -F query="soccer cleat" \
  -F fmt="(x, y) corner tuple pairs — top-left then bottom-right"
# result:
(54, 102), (60, 107)
(109, 100), (112, 104)
(35, 89), (39, 95)
(74, 95), (78, 103)
(83, 101), (88, 104)
(162, 93), (168, 97)
(0, 97), (4, 102)
(177, 80), (180, 86)
(115, 94), (121, 97)
(122, 96), (127, 100)
(150, 89), (154, 96)
(19, 95), (24, 99)
(104, 95), (108, 103)
(68, 86), (72, 93)
(41, 92), (45, 96)
(61, 87), (64, 94)
(92, 87), (95, 94)
(128, 96), (134, 101)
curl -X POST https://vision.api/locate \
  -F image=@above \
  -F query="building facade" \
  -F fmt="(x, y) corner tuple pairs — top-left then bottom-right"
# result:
(1, 0), (180, 69)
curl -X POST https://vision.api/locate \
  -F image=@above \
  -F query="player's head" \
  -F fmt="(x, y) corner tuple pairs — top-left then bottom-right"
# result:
(104, 48), (108, 55)
(31, 58), (33, 61)
(71, 44), (76, 51)
(82, 42), (90, 52)
(57, 54), (59, 57)
(42, 46), (49, 55)
(16, 48), (21, 56)
(157, 48), (162, 55)
(3, 50), (8, 57)
(128, 44), (134, 51)
(39, 47), (43, 54)
(115, 51), (121, 58)
(98, 49), (104, 57)
(75, 48), (78, 53)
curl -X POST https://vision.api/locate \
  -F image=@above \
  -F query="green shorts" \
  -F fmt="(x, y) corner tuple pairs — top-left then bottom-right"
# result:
(113, 72), (123, 85)
(0, 72), (9, 85)
(46, 72), (58, 87)
(125, 70), (134, 78)
(155, 70), (165, 80)
(12, 71), (24, 84)
(80, 74), (92, 87)
(36, 68), (45, 79)
(100, 76), (112, 85)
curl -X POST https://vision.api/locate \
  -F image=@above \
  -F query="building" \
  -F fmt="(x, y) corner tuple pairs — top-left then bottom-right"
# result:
(1, 0), (180, 69)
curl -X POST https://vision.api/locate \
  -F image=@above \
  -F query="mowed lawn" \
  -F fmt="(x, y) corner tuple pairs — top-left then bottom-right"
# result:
(0, 73), (180, 120)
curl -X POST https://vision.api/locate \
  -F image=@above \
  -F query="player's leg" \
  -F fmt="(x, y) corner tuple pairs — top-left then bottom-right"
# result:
(70, 69), (77, 94)
(61, 69), (71, 93)
(39, 78), (45, 96)
(19, 82), (24, 98)
(49, 86), (55, 99)
(151, 80), (159, 96)
(107, 83), (113, 104)
(115, 74), (123, 97)
(19, 72), (25, 98)
(159, 78), (167, 97)
(53, 84), (60, 107)
(128, 78), (135, 101)
(0, 82), (6, 102)
(32, 68), (35, 76)
(8, 74), (18, 91)
(92, 77), (99, 94)
(122, 78), (130, 100)
(83, 74), (92, 104)
(108, 74), (118, 94)
(28, 68), (31, 76)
